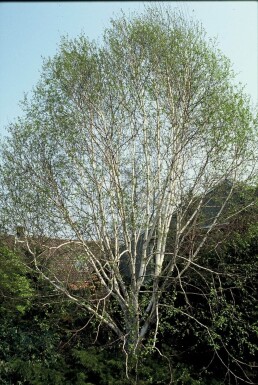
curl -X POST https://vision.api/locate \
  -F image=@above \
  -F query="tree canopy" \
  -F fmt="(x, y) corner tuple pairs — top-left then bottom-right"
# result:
(0, 5), (257, 383)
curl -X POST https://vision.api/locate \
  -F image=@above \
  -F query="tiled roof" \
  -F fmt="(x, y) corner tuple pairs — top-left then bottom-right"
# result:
(0, 234), (103, 290)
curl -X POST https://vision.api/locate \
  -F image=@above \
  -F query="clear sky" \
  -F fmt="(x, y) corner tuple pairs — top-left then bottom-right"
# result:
(0, 1), (257, 137)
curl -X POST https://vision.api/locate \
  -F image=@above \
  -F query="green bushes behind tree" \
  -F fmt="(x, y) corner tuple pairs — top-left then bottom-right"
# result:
(0, 193), (257, 384)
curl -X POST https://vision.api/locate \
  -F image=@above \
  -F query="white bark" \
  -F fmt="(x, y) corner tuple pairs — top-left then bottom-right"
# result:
(1, 5), (257, 363)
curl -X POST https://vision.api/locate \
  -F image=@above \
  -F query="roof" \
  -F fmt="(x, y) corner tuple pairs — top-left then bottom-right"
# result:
(0, 233), (103, 290)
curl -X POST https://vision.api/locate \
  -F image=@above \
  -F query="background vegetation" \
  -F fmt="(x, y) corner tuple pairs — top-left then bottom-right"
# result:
(1, 192), (257, 384)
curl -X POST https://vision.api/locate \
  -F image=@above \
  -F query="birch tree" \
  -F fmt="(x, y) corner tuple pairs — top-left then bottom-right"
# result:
(1, 5), (257, 381)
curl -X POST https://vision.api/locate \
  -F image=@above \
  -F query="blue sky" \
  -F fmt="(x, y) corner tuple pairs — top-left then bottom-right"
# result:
(0, 1), (257, 137)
